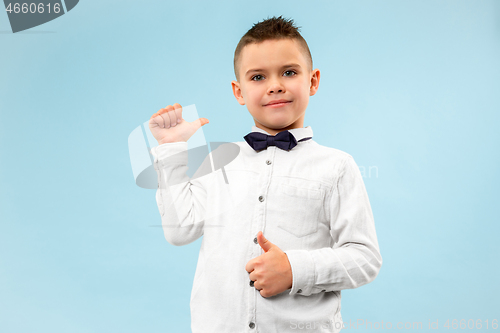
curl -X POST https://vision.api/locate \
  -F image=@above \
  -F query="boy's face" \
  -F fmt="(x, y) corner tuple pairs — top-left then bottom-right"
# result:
(232, 39), (320, 135)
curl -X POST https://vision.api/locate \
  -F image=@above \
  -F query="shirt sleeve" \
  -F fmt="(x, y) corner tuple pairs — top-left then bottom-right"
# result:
(284, 154), (383, 296)
(151, 142), (209, 246)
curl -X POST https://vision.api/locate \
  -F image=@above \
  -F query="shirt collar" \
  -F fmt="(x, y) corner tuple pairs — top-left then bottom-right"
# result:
(250, 125), (314, 142)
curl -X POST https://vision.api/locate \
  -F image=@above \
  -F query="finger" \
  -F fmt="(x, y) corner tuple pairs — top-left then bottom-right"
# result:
(259, 289), (270, 298)
(149, 113), (160, 127)
(173, 103), (183, 124)
(248, 271), (257, 282)
(245, 260), (255, 273)
(167, 108), (178, 127)
(154, 108), (167, 128)
(162, 105), (174, 128)
(257, 231), (273, 252)
(253, 280), (262, 291)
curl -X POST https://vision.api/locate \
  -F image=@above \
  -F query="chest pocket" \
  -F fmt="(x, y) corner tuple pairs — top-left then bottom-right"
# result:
(268, 183), (323, 238)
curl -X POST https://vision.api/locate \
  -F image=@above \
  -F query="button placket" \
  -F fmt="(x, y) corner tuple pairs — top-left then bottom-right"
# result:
(248, 147), (276, 330)
(257, 148), (275, 242)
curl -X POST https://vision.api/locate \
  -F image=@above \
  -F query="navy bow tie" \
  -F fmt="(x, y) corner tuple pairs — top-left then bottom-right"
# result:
(244, 130), (310, 152)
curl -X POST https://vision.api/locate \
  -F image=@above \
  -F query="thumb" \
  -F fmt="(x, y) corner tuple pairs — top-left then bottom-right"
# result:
(257, 231), (273, 252)
(192, 117), (209, 129)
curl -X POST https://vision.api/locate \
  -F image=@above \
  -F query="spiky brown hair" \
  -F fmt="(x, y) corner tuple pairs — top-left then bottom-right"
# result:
(233, 15), (313, 81)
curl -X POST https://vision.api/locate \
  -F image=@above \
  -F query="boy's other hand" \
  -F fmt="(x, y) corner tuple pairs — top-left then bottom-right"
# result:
(245, 231), (293, 298)
(149, 103), (209, 144)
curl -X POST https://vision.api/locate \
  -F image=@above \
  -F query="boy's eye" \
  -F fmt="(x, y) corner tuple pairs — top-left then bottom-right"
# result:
(283, 70), (296, 77)
(251, 75), (264, 81)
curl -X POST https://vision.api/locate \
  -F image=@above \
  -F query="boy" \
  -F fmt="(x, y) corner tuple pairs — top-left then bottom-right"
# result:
(149, 16), (382, 333)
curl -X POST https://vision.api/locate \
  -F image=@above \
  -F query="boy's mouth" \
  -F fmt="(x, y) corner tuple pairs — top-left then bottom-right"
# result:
(263, 99), (292, 108)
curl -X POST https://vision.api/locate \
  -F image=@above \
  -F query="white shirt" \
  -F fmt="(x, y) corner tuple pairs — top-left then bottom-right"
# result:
(150, 126), (382, 333)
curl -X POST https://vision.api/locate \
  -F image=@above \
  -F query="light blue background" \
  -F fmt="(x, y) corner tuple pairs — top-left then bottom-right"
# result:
(1, 1), (499, 332)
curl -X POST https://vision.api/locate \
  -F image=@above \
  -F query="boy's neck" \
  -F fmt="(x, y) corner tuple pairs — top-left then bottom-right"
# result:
(254, 123), (304, 136)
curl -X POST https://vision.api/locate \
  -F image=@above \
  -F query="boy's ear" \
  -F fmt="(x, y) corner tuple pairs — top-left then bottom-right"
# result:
(309, 69), (321, 96)
(231, 80), (246, 105)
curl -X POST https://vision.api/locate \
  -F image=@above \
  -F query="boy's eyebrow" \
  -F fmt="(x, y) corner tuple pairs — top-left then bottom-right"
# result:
(245, 63), (301, 76)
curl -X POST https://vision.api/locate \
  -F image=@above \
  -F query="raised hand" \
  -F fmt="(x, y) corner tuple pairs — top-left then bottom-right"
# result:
(149, 103), (209, 144)
(245, 231), (293, 298)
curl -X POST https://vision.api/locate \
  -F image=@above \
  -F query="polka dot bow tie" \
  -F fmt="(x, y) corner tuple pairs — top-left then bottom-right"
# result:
(243, 130), (311, 152)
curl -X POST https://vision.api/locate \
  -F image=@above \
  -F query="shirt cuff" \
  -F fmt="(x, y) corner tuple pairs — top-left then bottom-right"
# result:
(150, 142), (188, 170)
(284, 249), (316, 296)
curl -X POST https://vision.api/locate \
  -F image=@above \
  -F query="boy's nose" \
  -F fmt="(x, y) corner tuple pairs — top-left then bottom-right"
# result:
(267, 82), (285, 94)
